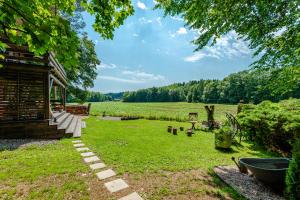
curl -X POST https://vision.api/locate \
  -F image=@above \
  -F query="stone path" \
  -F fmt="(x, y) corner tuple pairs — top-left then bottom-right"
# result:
(72, 140), (143, 200)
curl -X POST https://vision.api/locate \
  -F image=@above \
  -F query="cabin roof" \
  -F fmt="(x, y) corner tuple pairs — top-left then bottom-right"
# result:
(0, 38), (67, 86)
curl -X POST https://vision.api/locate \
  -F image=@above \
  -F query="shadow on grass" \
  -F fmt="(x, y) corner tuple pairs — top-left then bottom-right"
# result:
(215, 147), (239, 154)
(246, 142), (278, 157)
(0, 139), (57, 152)
(206, 169), (247, 200)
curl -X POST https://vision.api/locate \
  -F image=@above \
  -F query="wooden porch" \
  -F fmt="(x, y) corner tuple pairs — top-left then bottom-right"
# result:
(0, 39), (81, 139)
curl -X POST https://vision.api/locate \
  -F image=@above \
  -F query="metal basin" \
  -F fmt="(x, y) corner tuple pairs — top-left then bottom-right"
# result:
(239, 158), (290, 190)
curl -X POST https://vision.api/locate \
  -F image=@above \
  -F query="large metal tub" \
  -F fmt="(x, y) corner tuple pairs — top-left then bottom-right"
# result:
(239, 158), (290, 190)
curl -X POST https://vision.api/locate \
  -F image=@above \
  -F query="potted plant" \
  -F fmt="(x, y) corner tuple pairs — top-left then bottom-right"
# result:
(215, 126), (232, 149)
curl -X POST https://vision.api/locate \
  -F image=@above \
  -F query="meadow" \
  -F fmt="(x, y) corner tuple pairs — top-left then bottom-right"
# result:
(80, 117), (274, 199)
(90, 102), (237, 122)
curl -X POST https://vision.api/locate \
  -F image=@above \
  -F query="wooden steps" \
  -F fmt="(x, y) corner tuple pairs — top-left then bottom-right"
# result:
(50, 111), (83, 138)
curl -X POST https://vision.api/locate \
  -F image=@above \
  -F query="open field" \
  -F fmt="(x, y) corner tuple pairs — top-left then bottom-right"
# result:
(90, 102), (237, 122)
(80, 117), (274, 199)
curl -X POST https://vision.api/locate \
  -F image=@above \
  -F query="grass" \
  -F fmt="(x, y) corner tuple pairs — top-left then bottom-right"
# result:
(89, 102), (237, 122)
(0, 140), (90, 200)
(0, 101), (275, 199)
(81, 117), (274, 199)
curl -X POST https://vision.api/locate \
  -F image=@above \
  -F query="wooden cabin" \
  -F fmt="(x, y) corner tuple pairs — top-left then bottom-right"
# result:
(0, 40), (81, 139)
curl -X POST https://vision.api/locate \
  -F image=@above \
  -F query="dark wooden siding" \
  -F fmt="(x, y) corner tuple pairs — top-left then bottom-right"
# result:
(0, 70), (46, 121)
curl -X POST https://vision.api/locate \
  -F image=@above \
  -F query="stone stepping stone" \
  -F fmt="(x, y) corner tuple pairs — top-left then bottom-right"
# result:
(81, 152), (95, 157)
(74, 143), (85, 147)
(83, 156), (100, 163)
(72, 140), (82, 143)
(119, 192), (143, 200)
(90, 163), (106, 170)
(104, 178), (129, 193)
(76, 147), (90, 152)
(96, 169), (116, 180)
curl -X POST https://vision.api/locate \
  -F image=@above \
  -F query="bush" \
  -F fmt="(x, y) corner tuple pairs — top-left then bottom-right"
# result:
(285, 139), (300, 200)
(215, 126), (233, 149)
(238, 99), (300, 155)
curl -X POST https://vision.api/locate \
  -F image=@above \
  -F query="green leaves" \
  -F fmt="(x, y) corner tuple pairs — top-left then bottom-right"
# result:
(157, 0), (300, 69)
(0, 0), (133, 77)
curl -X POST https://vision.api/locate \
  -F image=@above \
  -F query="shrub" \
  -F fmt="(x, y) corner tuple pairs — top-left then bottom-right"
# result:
(215, 126), (233, 149)
(238, 99), (300, 155)
(285, 139), (300, 200)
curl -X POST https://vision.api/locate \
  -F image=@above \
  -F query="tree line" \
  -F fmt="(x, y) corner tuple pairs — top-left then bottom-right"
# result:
(67, 87), (112, 103)
(123, 68), (300, 104)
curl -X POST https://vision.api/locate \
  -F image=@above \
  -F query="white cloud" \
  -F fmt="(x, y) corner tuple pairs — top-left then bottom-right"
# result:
(99, 76), (143, 84)
(139, 17), (153, 24)
(122, 70), (165, 81)
(97, 63), (117, 69)
(184, 31), (251, 62)
(171, 16), (184, 21)
(133, 33), (139, 37)
(137, 1), (147, 10)
(153, 0), (158, 5)
(177, 27), (187, 35)
(184, 53), (206, 62)
(97, 69), (165, 84)
(156, 17), (162, 26)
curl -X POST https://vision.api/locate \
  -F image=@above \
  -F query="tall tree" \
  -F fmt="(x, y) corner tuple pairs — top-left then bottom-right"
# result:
(66, 33), (99, 89)
(156, 0), (300, 69)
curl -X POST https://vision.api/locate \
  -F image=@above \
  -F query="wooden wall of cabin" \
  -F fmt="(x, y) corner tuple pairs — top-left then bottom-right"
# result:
(0, 68), (48, 122)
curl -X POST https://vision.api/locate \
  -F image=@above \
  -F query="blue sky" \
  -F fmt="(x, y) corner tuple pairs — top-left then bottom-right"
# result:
(83, 0), (255, 93)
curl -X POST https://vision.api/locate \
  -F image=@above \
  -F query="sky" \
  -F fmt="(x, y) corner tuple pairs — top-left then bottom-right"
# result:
(83, 0), (255, 93)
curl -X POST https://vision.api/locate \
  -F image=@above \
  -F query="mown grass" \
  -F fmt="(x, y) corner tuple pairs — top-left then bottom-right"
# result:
(0, 140), (90, 200)
(89, 102), (237, 122)
(81, 117), (274, 199)
(83, 117), (272, 173)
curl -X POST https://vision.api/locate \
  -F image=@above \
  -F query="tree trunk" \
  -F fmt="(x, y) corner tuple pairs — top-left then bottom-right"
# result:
(205, 105), (215, 130)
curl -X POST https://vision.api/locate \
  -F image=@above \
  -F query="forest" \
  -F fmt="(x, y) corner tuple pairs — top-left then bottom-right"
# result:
(123, 67), (300, 104)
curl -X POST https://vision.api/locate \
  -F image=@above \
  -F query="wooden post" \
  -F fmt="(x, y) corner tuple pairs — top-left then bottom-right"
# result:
(45, 72), (50, 120)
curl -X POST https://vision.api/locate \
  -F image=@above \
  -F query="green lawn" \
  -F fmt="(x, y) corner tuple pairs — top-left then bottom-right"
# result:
(0, 140), (91, 200)
(0, 113), (275, 199)
(89, 102), (237, 122)
(80, 117), (274, 199)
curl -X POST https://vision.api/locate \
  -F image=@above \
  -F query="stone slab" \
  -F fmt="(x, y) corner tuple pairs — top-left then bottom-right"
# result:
(72, 140), (82, 143)
(96, 169), (116, 180)
(104, 178), (129, 193)
(74, 143), (85, 147)
(83, 156), (100, 163)
(90, 163), (106, 170)
(119, 192), (143, 200)
(76, 147), (90, 152)
(80, 152), (95, 157)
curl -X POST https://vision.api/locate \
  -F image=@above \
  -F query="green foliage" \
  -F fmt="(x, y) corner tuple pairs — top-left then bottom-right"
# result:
(66, 33), (100, 89)
(285, 139), (300, 200)
(67, 87), (111, 103)
(0, 0), (133, 75)
(215, 126), (232, 149)
(238, 99), (300, 155)
(156, 0), (300, 69)
(122, 69), (300, 104)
